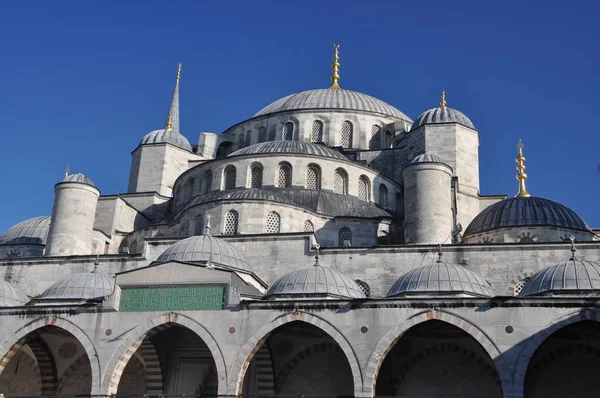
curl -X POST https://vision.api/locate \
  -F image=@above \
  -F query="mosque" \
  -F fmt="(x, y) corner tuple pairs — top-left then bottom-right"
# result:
(0, 45), (599, 398)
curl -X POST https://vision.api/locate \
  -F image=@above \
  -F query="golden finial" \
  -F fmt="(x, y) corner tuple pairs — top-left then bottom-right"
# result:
(176, 62), (182, 80)
(64, 164), (70, 178)
(329, 44), (341, 90)
(165, 112), (173, 131)
(440, 91), (447, 109)
(515, 139), (531, 198)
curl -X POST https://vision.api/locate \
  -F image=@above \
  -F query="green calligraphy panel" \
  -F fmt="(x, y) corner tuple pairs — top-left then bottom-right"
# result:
(120, 286), (225, 312)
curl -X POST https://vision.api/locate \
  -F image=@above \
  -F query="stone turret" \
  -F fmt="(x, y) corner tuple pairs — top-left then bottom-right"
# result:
(402, 153), (452, 244)
(45, 172), (100, 256)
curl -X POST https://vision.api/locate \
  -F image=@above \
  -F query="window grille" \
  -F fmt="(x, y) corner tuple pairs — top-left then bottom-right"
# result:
(341, 121), (353, 148)
(338, 227), (352, 246)
(237, 134), (245, 149)
(194, 214), (204, 235)
(334, 170), (347, 194)
(355, 279), (371, 297)
(305, 167), (320, 190)
(379, 184), (389, 208)
(514, 278), (530, 296)
(278, 165), (292, 188)
(251, 166), (263, 188)
(258, 127), (267, 143)
(370, 125), (381, 149)
(224, 211), (239, 235)
(304, 220), (314, 232)
(358, 177), (369, 201)
(245, 131), (252, 146)
(224, 167), (236, 190)
(311, 120), (323, 143)
(266, 211), (281, 233)
(283, 122), (294, 141)
(202, 171), (213, 194)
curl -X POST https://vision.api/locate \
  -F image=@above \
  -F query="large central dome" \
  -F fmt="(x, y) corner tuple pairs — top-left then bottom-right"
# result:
(254, 89), (411, 121)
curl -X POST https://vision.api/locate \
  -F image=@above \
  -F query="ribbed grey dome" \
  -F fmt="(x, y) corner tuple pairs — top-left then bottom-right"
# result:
(412, 107), (475, 130)
(521, 258), (600, 296)
(141, 129), (192, 152)
(40, 273), (114, 300)
(0, 281), (29, 306)
(229, 141), (347, 160)
(387, 261), (493, 297)
(0, 216), (51, 245)
(62, 173), (95, 187)
(254, 89), (411, 121)
(266, 265), (366, 299)
(464, 197), (591, 237)
(156, 235), (251, 272)
(411, 153), (445, 164)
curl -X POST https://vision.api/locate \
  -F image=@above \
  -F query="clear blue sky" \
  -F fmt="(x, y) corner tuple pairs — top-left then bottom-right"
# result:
(1, 0), (599, 232)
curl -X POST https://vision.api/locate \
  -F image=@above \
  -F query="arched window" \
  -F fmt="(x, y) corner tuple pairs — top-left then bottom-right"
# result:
(202, 170), (213, 194)
(355, 279), (371, 297)
(224, 166), (237, 190)
(216, 141), (233, 158)
(258, 127), (267, 143)
(250, 164), (263, 188)
(194, 214), (204, 235)
(266, 211), (281, 233)
(384, 129), (393, 148)
(224, 210), (239, 235)
(514, 278), (530, 296)
(369, 125), (382, 149)
(282, 122), (294, 141)
(333, 168), (348, 194)
(305, 166), (321, 190)
(277, 163), (292, 188)
(341, 121), (353, 148)
(186, 178), (195, 200)
(245, 130), (252, 146)
(237, 133), (245, 149)
(338, 227), (352, 246)
(379, 184), (389, 208)
(268, 128), (276, 141)
(311, 120), (323, 143)
(358, 176), (370, 201)
(180, 220), (188, 236)
(130, 240), (138, 254)
(304, 220), (314, 232)
(176, 186), (182, 203)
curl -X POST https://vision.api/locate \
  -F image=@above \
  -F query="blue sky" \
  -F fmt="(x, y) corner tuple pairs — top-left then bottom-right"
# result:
(1, 0), (599, 232)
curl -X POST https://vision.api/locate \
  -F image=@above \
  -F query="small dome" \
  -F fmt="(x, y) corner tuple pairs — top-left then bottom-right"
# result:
(62, 173), (95, 187)
(156, 235), (251, 272)
(0, 281), (29, 306)
(40, 273), (114, 300)
(388, 261), (493, 297)
(411, 107), (475, 130)
(0, 216), (51, 245)
(265, 265), (366, 299)
(229, 141), (348, 161)
(521, 258), (600, 296)
(141, 129), (192, 152)
(254, 89), (411, 121)
(464, 197), (591, 237)
(411, 153), (445, 164)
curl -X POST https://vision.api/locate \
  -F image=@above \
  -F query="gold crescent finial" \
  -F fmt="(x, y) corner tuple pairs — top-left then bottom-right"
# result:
(165, 112), (173, 131)
(515, 139), (531, 198)
(440, 91), (447, 109)
(329, 44), (341, 90)
(176, 63), (182, 80)
(64, 164), (70, 178)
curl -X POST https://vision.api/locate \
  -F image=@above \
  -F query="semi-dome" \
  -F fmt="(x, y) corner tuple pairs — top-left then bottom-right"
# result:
(0, 216), (51, 245)
(156, 235), (251, 272)
(411, 153), (446, 164)
(254, 89), (411, 121)
(62, 173), (96, 187)
(140, 129), (192, 152)
(0, 281), (29, 306)
(265, 264), (366, 299)
(521, 256), (600, 296)
(412, 107), (475, 130)
(464, 197), (591, 237)
(388, 259), (493, 297)
(40, 273), (114, 300)
(229, 141), (348, 161)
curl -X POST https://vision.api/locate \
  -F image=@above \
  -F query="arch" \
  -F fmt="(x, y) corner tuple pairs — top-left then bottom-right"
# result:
(305, 164), (321, 190)
(277, 162), (292, 188)
(216, 141), (233, 158)
(102, 312), (227, 395)
(186, 177), (195, 200)
(236, 133), (245, 149)
(334, 168), (348, 195)
(202, 170), (213, 194)
(194, 214), (204, 235)
(282, 122), (294, 141)
(228, 312), (363, 395)
(304, 220), (314, 232)
(26, 337), (56, 395)
(311, 120), (324, 143)
(341, 120), (353, 148)
(355, 279), (371, 297)
(258, 126), (267, 143)
(223, 165), (237, 190)
(369, 125), (382, 149)
(245, 130), (252, 146)
(378, 183), (389, 208)
(224, 210), (239, 235)
(364, 310), (510, 397)
(0, 350), (41, 395)
(0, 316), (101, 394)
(358, 175), (370, 201)
(249, 162), (263, 189)
(265, 211), (281, 233)
(56, 354), (92, 394)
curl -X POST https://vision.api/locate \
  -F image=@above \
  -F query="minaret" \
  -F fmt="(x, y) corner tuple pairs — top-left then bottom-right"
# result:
(515, 139), (531, 198)
(329, 44), (341, 90)
(165, 63), (181, 133)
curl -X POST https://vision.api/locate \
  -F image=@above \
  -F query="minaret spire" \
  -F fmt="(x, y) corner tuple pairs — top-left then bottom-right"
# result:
(515, 139), (531, 198)
(440, 91), (447, 109)
(329, 44), (341, 90)
(164, 63), (182, 132)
